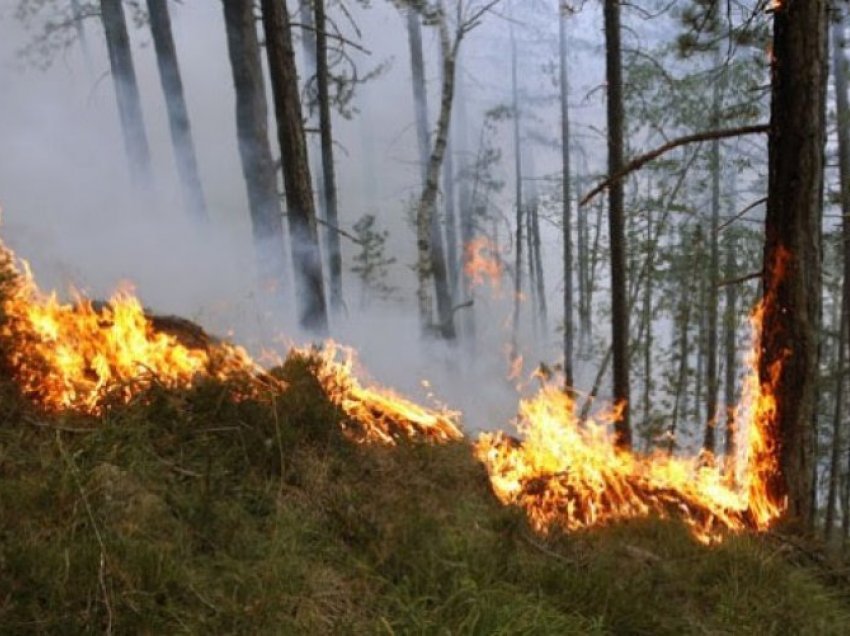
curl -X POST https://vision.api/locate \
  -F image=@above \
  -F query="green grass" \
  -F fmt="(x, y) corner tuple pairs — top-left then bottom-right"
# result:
(1, 353), (849, 634)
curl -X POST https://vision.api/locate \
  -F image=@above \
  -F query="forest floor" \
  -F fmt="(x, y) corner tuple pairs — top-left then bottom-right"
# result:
(2, 353), (850, 634)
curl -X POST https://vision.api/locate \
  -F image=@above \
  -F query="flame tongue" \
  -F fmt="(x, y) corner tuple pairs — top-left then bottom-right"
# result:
(474, 302), (786, 543)
(0, 245), (264, 413)
(301, 342), (463, 445)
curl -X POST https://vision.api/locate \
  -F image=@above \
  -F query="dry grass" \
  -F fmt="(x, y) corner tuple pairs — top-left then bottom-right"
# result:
(1, 353), (849, 634)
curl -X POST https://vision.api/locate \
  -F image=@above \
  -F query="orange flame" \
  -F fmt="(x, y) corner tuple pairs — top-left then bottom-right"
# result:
(0, 245), (268, 413)
(464, 237), (502, 290)
(474, 300), (786, 544)
(298, 341), (463, 445)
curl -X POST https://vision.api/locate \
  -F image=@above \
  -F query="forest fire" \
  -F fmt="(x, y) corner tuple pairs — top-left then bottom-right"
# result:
(464, 236), (503, 290)
(0, 237), (461, 449)
(0, 242), (269, 413)
(299, 342), (463, 445)
(0, 233), (784, 543)
(473, 305), (786, 544)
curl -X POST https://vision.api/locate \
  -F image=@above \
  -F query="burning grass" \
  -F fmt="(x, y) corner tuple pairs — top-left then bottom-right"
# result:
(1, 365), (848, 633)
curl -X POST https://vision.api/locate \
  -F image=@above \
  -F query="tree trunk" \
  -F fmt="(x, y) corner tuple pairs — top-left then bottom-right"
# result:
(408, 7), (460, 340)
(510, 14), (524, 351)
(826, 11), (850, 543)
(758, 0), (826, 529)
(559, 1), (574, 388)
(100, 0), (153, 191)
(260, 0), (329, 333)
(456, 61), (476, 340)
(71, 0), (93, 72)
(723, 230), (738, 461)
(314, 0), (343, 313)
(703, 70), (722, 453)
(407, 8), (455, 339)
(641, 207), (653, 447)
(221, 0), (289, 306)
(603, 0), (631, 448)
(670, 229), (698, 455)
(146, 0), (209, 224)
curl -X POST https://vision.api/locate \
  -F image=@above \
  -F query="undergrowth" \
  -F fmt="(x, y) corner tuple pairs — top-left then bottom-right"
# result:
(1, 354), (849, 634)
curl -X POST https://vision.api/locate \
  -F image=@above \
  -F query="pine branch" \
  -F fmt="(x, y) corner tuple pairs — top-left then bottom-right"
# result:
(579, 124), (769, 207)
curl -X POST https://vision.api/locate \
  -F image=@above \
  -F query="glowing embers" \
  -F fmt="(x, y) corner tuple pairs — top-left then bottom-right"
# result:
(0, 245), (266, 413)
(474, 305), (786, 544)
(301, 341), (463, 445)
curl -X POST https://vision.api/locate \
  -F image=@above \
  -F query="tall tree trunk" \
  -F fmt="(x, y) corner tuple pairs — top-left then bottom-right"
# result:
(559, 1), (574, 388)
(826, 11), (850, 542)
(603, 0), (631, 448)
(510, 13), (524, 351)
(298, 0), (329, 281)
(703, 70), (722, 453)
(260, 0), (329, 333)
(723, 230), (738, 461)
(222, 0), (289, 306)
(146, 0), (208, 224)
(456, 61), (476, 340)
(314, 0), (343, 313)
(100, 0), (153, 191)
(758, 0), (826, 529)
(441, 36), (459, 300)
(641, 207), (653, 447)
(410, 7), (458, 339)
(407, 8), (455, 339)
(669, 229), (698, 455)
(71, 0), (93, 72)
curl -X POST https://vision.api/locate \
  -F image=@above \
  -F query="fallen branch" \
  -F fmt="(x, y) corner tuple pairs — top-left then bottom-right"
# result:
(579, 124), (769, 207)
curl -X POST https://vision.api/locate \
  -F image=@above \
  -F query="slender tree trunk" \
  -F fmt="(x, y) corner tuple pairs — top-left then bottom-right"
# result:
(71, 0), (93, 72)
(758, 0), (827, 529)
(313, 0), (343, 313)
(100, 0), (153, 191)
(642, 207), (653, 446)
(670, 230), (698, 455)
(146, 0), (208, 224)
(410, 8), (458, 339)
(298, 0), (328, 271)
(603, 0), (631, 447)
(441, 40), (459, 300)
(260, 0), (329, 334)
(222, 0), (289, 305)
(559, 2), (574, 387)
(456, 62), (476, 339)
(704, 69), (723, 453)
(510, 14), (524, 351)
(723, 231), (738, 461)
(826, 12), (850, 542)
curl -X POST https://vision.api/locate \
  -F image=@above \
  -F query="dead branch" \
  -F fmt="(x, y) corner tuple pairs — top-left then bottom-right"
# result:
(717, 269), (763, 288)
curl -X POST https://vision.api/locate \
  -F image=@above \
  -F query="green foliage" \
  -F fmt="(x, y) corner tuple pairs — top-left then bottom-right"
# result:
(351, 213), (398, 304)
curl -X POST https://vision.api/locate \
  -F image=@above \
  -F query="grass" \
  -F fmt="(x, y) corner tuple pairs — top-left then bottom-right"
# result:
(1, 352), (849, 634)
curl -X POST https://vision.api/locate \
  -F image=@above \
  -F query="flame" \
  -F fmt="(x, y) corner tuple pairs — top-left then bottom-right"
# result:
(0, 243), (270, 413)
(464, 237), (502, 290)
(299, 341), (463, 445)
(474, 300), (786, 544)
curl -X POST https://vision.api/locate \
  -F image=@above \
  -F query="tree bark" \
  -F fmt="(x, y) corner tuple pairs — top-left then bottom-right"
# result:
(559, 1), (574, 388)
(314, 0), (344, 312)
(100, 0), (153, 191)
(603, 0), (631, 447)
(826, 11), (850, 543)
(407, 7), (456, 339)
(758, 0), (827, 529)
(703, 65), (723, 453)
(260, 0), (329, 333)
(221, 0), (289, 306)
(723, 230), (738, 461)
(146, 0), (209, 224)
(510, 13), (524, 351)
